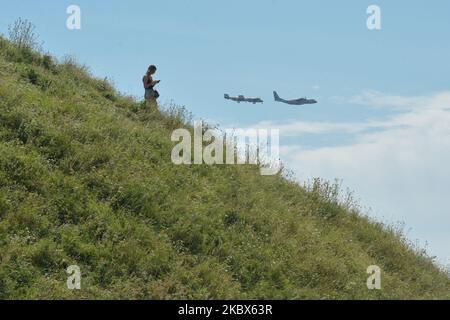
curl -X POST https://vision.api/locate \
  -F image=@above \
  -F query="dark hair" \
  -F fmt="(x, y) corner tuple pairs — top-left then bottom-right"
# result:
(148, 65), (157, 72)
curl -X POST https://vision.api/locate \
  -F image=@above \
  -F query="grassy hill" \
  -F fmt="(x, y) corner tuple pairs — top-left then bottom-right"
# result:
(0, 36), (449, 299)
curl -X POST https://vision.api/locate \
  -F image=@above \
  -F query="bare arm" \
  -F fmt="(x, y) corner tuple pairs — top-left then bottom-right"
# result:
(144, 76), (160, 89)
(151, 79), (160, 87)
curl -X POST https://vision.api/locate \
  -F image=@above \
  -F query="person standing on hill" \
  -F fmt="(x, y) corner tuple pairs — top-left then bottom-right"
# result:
(143, 65), (160, 110)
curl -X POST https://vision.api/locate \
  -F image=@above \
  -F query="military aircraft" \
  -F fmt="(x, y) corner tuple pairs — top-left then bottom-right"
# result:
(273, 91), (317, 105)
(224, 94), (263, 104)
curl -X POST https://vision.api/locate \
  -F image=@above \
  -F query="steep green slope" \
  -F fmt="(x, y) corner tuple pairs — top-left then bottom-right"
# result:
(0, 37), (449, 299)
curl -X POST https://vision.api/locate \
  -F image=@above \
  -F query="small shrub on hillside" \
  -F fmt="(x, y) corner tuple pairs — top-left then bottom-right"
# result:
(61, 55), (88, 73)
(4, 44), (40, 65)
(25, 67), (39, 85)
(41, 54), (57, 73)
(96, 77), (117, 101)
(161, 103), (193, 129)
(303, 178), (360, 219)
(19, 67), (53, 91)
(305, 178), (358, 210)
(8, 18), (41, 51)
(60, 55), (91, 82)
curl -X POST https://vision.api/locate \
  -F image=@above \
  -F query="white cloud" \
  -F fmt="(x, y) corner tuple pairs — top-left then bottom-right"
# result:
(347, 90), (450, 111)
(261, 91), (450, 266)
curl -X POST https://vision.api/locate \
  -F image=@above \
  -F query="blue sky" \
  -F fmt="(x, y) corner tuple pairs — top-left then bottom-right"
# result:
(1, 1), (449, 266)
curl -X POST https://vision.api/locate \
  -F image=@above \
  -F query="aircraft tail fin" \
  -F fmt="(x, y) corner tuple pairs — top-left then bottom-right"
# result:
(273, 91), (281, 101)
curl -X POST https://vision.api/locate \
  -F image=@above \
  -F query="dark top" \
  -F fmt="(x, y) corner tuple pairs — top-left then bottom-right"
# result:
(143, 75), (153, 89)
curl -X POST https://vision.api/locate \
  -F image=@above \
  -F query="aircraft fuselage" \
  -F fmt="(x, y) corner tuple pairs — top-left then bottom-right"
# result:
(273, 91), (317, 105)
(224, 94), (263, 104)
(279, 98), (317, 105)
